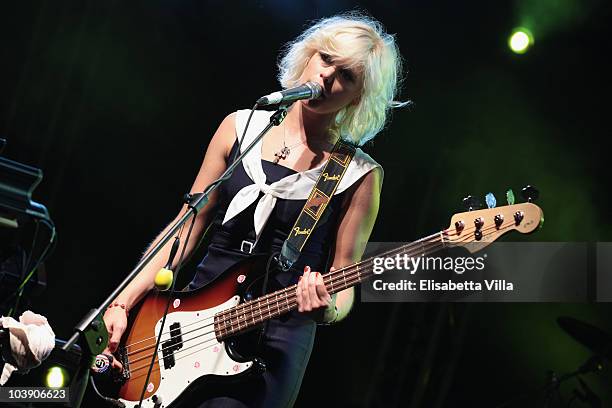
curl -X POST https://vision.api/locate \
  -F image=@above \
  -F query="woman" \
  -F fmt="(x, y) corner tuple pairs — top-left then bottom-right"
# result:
(103, 13), (405, 407)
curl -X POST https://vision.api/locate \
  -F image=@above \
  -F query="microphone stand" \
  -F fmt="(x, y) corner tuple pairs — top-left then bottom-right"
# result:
(61, 104), (289, 406)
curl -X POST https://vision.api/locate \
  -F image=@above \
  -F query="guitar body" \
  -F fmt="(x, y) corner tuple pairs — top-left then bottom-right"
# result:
(112, 256), (269, 408)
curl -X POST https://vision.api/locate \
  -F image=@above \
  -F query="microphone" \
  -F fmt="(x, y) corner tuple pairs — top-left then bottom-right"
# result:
(257, 82), (322, 106)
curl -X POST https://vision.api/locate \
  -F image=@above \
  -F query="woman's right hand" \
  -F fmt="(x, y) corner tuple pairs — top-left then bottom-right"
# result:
(102, 307), (128, 371)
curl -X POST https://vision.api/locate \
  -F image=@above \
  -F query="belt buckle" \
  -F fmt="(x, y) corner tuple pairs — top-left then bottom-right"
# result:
(240, 240), (254, 254)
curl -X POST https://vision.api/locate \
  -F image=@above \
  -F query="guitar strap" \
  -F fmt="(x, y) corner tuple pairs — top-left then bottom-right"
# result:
(277, 139), (356, 271)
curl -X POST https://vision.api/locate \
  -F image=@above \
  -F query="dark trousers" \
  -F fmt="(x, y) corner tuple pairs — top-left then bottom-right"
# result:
(187, 312), (316, 408)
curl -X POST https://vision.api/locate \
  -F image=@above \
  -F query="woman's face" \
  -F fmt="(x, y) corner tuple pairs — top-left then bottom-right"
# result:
(298, 51), (363, 115)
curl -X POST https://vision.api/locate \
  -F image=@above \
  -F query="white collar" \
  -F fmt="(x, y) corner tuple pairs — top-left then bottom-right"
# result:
(222, 109), (382, 244)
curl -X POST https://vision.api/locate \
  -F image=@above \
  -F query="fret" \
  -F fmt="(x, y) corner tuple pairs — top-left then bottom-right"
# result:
(329, 272), (334, 293)
(276, 293), (280, 316)
(267, 297), (272, 319)
(250, 301), (256, 326)
(238, 309), (245, 332)
(356, 264), (361, 283)
(217, 318), (223, 338)
(342, 269), (347, 290)
(230, 310), (236, 333)
(439, 230), (447, 247)
(285, 292), (290, 312)
(258, 299), (265, 323)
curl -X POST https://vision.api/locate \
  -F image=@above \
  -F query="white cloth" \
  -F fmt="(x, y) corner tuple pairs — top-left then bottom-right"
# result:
(222, 109), (383, 243)
(0, 311), (55, 385)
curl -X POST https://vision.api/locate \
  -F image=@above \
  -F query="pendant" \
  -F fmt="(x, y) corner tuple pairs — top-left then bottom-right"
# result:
(273, 146), (291, 164)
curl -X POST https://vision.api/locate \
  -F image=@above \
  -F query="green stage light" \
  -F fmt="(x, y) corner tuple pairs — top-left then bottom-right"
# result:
(509, 28), (534, 54)
(45, 366), (69, 388)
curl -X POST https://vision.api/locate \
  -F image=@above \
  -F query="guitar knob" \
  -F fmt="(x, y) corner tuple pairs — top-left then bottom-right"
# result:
(474, 217), (484, 229)
(514, 211), (524, 225)
(455, 220), (465, 233)
(462, 195), (482, 211)
(494, 214), (504, 228)
(521, 185), (539, 202)
(474, 230), (482, 241)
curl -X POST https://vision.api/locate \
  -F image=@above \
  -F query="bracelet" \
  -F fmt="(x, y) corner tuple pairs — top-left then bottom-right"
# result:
(107, 302), (129, 315)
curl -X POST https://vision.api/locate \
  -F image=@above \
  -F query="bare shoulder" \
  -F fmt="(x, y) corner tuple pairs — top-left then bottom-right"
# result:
(207, 112), (237, 161)
(343, 165), (383, 210)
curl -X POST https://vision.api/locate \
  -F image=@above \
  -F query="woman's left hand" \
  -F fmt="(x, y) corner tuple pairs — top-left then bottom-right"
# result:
(296, 265), (338, 322)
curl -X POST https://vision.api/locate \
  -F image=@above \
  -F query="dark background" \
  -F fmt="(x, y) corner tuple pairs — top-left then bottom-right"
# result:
(2, 1), (612, 406)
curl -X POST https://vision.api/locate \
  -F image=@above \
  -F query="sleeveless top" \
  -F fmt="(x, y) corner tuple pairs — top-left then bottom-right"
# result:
(189, 109), (382, 289)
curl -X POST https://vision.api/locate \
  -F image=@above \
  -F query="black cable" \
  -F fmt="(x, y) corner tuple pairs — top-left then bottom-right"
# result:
(89, 376), (126, 407)
(256, 252), (279, 351)
(136, 209), (198, 408)
(5, 218), (56, 317)
(228, 103), (259, 165)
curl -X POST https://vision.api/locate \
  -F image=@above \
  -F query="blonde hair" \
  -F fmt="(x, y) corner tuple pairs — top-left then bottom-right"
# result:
(278, 13), (407, 146)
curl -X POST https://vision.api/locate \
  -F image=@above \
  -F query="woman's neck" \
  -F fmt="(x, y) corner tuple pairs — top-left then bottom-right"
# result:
(284, 103), (337, 147)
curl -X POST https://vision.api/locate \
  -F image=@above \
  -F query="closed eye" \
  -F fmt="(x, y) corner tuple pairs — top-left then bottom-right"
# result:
(319, 52), (332, 64)
(319, 52), (356, 83)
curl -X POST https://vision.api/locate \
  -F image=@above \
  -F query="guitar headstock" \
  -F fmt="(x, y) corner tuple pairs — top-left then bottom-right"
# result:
(445, 199), (544, 253)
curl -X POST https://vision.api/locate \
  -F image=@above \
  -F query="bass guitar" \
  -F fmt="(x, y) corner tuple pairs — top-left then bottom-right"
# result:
(104, 201), (543, 408)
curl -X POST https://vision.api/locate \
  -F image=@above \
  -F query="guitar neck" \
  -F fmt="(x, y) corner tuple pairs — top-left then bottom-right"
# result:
(214, 231), (448, 340)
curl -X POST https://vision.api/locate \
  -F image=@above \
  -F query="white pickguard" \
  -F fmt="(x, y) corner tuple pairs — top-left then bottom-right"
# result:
(120, 296), (254, 408)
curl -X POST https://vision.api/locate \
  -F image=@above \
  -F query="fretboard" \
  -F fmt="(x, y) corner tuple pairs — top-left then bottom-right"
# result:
(213, 231), (449, 340)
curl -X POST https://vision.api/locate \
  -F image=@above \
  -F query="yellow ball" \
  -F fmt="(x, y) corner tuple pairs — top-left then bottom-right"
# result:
(154, 268), (174, 291)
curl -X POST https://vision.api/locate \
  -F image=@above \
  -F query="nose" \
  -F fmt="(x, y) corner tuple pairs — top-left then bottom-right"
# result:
(319, 65), (338, 85)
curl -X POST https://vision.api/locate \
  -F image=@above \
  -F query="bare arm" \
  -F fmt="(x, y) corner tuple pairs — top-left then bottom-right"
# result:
(296, 166), (382, 323)
(104, 112), (236, 351)
(330, 167), (382, 322)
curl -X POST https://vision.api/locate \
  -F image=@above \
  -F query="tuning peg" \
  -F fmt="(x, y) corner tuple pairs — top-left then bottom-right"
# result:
(462, 195), (482, 211)
(521, 185), (539, 202)
(485, 192), (497, 209)
(506, 189), (515, 205)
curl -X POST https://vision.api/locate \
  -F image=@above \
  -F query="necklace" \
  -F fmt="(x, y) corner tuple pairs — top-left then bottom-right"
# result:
(273, 123), (307, 164)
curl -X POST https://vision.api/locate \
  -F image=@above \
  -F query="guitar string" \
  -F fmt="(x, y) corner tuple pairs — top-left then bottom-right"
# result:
(124, 221), (516, 371)
(127, 220), (514, 376)
(124, 217), (517, 354)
